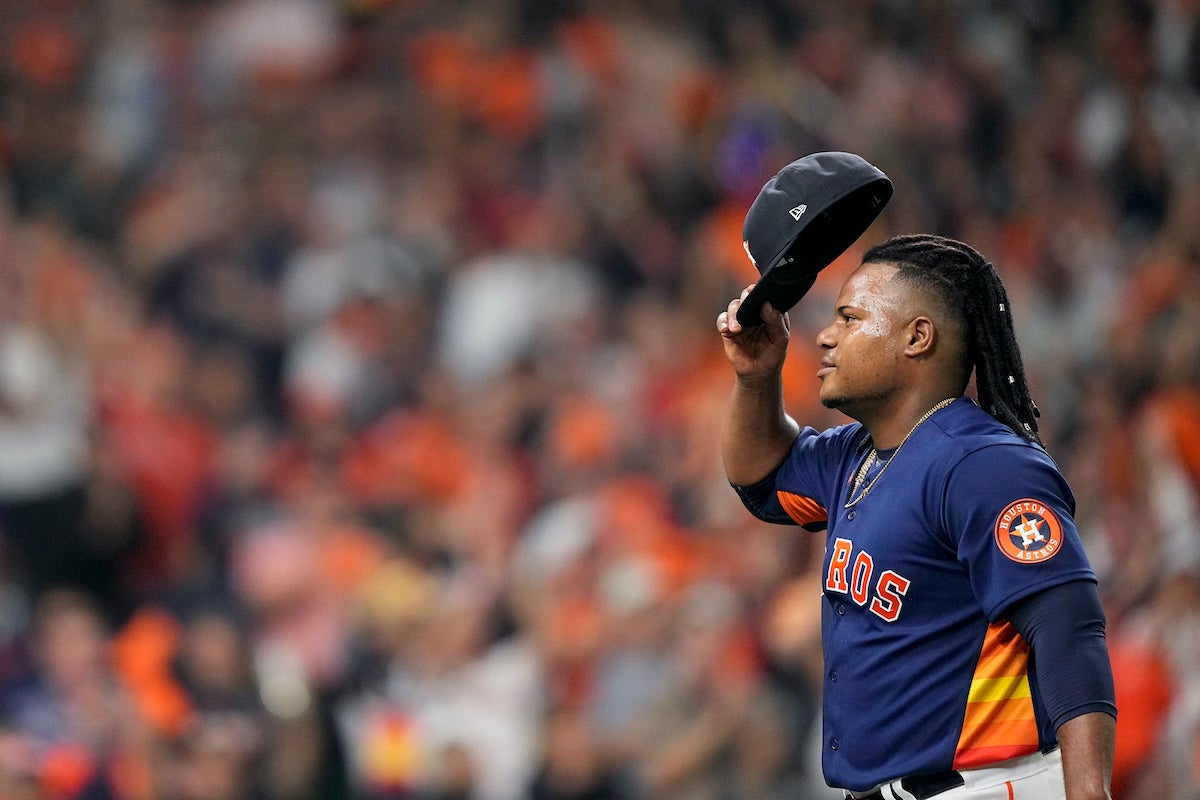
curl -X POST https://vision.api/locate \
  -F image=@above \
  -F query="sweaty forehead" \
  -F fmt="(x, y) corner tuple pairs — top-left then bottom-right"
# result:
(836, 261), (906, 309)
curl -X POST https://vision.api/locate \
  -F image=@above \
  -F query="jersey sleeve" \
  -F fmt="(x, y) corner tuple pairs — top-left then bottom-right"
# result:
(1008, 580), (1117, 729)
(942, 444), (1096, 620)
(730, 424), (860, 530)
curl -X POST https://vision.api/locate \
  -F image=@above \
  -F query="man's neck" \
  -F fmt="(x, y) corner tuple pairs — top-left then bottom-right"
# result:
(859, 392), (960, 450)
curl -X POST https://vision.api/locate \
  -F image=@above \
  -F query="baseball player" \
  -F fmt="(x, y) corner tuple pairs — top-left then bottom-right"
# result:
(717, 233), (1116, 800)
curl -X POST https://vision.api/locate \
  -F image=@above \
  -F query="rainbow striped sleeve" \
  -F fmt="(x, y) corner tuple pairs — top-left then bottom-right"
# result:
(953, 621), (1041, 769)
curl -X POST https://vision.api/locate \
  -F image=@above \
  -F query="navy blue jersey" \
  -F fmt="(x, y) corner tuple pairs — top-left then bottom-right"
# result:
(739, 398), (1096, 792)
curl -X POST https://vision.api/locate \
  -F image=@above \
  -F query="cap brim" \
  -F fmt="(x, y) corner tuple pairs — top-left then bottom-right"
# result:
(736, 177), (892, 326)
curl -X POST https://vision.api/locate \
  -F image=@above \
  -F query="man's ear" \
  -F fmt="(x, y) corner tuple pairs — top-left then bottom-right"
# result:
(905, 316), (936, 358)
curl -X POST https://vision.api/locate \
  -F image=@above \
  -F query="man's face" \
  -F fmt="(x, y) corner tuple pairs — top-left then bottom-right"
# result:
(815, 261), (912, 414)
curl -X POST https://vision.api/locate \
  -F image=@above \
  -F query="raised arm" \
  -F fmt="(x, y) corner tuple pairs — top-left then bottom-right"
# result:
(717, 286), (800, 485)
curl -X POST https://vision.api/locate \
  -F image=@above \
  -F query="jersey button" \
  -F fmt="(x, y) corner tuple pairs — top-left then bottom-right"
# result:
(830, 739), (839, 751)
(847, 510), (856, 520)
(830, 670), (838, 683)
(837, 604), (846, 616)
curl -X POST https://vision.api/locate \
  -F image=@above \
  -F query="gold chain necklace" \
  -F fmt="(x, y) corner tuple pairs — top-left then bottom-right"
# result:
(844, 398), (957, 508)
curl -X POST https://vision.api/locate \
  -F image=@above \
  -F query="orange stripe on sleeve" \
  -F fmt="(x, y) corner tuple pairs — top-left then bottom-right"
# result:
(776, 491), (827, 527)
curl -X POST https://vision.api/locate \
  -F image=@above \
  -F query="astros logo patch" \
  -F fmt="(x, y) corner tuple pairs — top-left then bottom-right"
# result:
(994, 499), (1063, 563)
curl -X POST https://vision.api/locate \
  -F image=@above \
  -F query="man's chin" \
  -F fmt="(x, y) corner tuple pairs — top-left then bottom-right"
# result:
(821, 389), (892, 415)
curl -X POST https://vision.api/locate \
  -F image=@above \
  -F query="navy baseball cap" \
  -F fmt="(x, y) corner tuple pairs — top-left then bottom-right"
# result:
(736, 151), (892, 326)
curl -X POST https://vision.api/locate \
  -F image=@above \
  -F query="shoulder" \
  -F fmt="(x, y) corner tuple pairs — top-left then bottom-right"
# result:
(797, 419), (866, 448)
(929, 402), (1076, 519)
(926, 399), (1056, 466)
(915, 400), (1073, 507)
(790, 420), (867, 462)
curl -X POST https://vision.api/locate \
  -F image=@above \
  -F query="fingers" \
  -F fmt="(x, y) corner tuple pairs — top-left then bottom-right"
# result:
(717, 284), (792, 336)
(760, 299), (788, 332)
(716, 285), (755, 335)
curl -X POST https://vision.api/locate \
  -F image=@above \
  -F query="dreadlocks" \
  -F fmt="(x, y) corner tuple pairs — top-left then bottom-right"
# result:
(861, 234), (1043, 445)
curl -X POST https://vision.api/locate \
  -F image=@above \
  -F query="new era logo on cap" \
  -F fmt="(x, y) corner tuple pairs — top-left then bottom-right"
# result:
(789, 204), (807, 220)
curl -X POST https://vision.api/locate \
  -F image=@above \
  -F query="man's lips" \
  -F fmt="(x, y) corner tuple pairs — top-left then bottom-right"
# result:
(817, 361), (836, 378)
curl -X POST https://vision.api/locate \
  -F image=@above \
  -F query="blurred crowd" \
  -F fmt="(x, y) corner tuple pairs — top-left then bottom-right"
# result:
(0, 0), (1198, 799)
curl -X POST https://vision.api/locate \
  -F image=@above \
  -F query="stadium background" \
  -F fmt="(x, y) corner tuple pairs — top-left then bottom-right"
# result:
(0, 1), (1198, 798)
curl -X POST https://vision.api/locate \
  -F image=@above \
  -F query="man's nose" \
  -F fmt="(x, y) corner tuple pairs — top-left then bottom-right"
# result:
(816, 324), (837, 349)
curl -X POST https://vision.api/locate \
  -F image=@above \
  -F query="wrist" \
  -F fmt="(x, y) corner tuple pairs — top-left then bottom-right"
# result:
(734, 370), (785, 391)
(1065, 791), (1110, 800)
